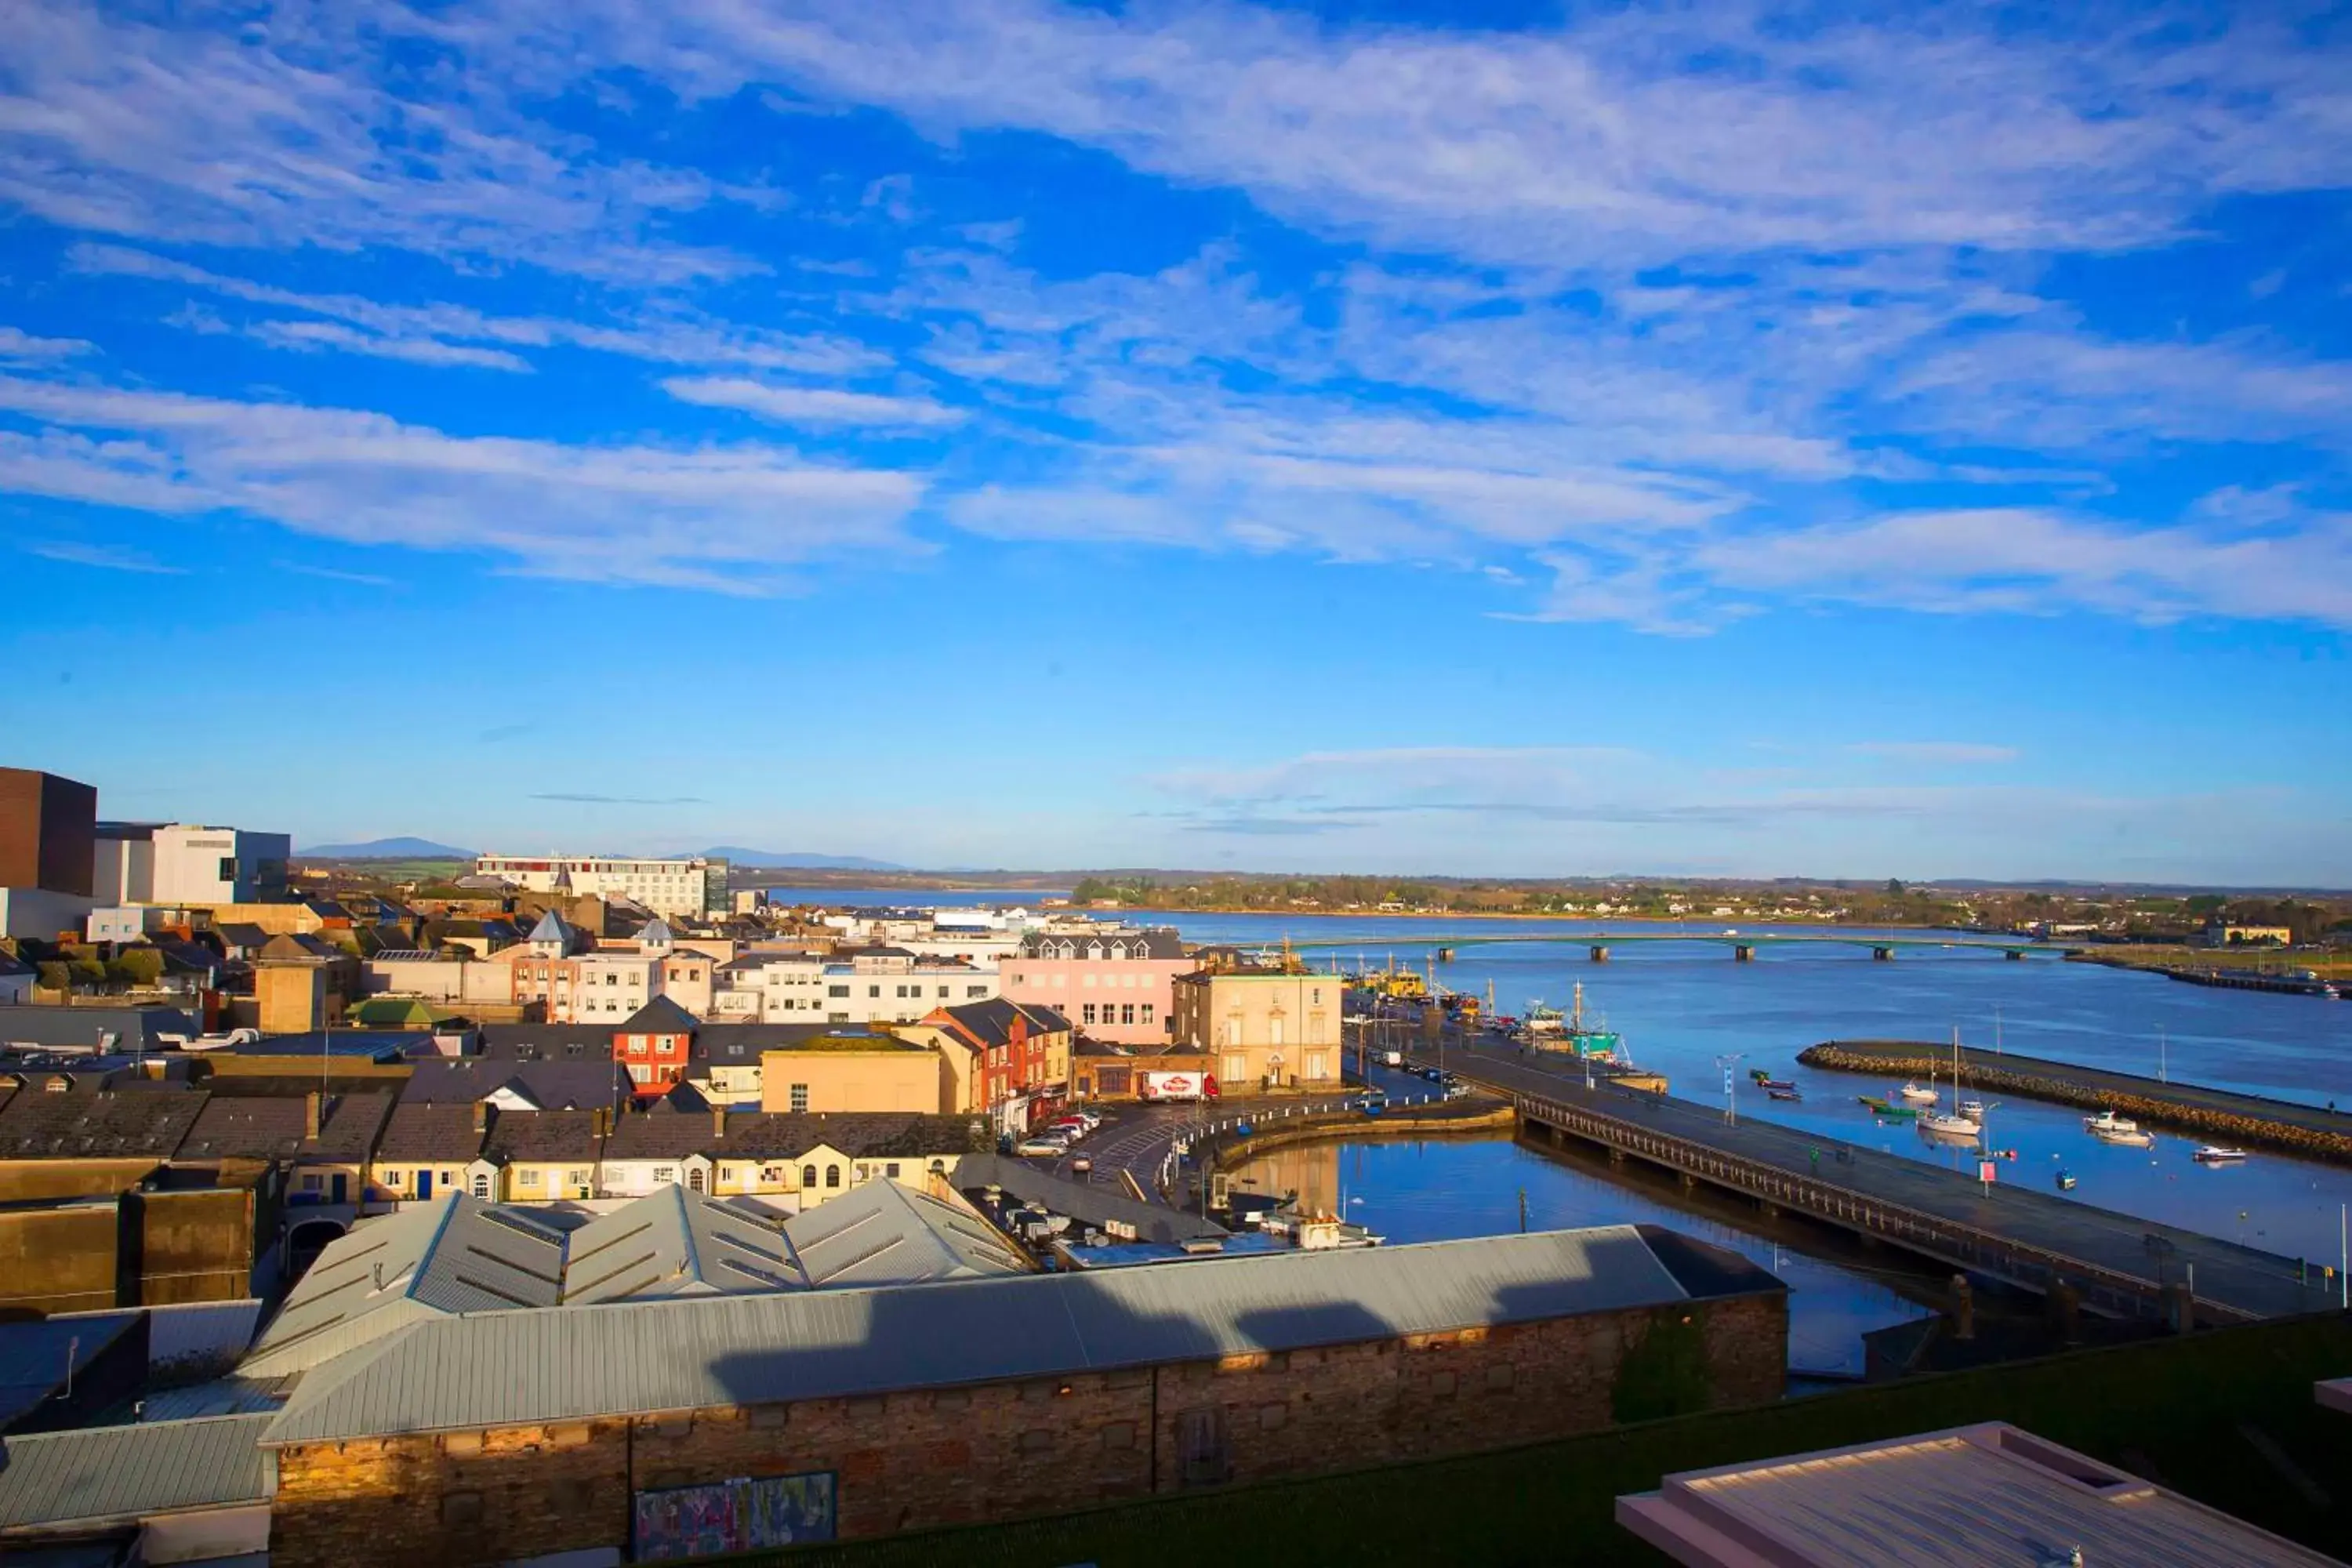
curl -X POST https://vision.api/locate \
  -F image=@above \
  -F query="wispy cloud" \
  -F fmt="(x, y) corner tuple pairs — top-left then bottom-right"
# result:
(0, 326), (93, 362)
(660, 377), (966, 428)
(280, 561), (398, 587)
(21, 539), (186, 574)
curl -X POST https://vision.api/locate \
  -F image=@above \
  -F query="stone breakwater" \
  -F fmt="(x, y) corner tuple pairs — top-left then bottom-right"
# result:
(1797, 1041), (2352, 1167)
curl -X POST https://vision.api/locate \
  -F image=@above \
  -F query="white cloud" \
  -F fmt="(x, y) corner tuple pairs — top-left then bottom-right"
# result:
(20, 539), (187, 574)
(0, 374), (927, 591)
(0, 326), (93, 362)
(660, 377), (966, 427)
(247, 319), (535, 373)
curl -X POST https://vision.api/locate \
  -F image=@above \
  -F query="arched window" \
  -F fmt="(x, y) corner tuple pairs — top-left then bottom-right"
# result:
(929, 1159), (946, 1174)
(801, 1164), (817, 1187)
(471, 1174), (490, 1200)
(688, 1167), (705, 1192)
(826, 1164), (842, 1189)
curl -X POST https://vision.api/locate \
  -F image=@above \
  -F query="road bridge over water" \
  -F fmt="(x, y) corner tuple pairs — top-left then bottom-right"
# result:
(1273, 931), (2071, 964)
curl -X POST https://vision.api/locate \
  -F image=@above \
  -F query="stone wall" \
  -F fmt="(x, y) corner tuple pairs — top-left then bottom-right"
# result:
(268, 1288), (1786, 1566)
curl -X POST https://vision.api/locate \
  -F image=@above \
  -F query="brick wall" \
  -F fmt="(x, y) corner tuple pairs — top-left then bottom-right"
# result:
(268, 1287), (1784, 1565)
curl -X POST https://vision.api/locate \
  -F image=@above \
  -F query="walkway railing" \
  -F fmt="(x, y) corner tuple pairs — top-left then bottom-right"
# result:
(1511, 1088), (2263, 1325)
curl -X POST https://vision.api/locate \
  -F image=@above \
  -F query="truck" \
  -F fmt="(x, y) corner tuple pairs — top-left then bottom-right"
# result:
(1139, 1071), (1215, 1103)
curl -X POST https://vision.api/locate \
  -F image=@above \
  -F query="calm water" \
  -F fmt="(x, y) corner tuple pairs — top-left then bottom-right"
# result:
(1148, 911), (2352, 1269)
(1229, 1133), (1933, 1377)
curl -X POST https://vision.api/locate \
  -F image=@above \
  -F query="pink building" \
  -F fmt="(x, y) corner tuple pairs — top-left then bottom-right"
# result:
(1000, 927), (1193, 1045)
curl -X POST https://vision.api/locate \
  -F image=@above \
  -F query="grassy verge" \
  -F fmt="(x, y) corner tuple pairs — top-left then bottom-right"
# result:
(748, 1314), (2352, 1567)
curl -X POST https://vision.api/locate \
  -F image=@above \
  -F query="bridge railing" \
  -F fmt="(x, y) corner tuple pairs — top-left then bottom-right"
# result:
(1511, 1090), (2263, 1325)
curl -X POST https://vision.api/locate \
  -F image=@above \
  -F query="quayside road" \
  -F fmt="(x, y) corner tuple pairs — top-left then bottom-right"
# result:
(1410, 1029), (2343, 1324)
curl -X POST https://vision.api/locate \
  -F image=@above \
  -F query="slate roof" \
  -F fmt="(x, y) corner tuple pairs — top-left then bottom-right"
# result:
(0, 1414), (277, 1529)
(475, 1025), (614, 1062)
(241, 1196), (567, 1377)
(402, 1057), (628, 1112)
(257, 1225), (1751, 1446)
(601, 1102), (730, 1162)
(525, 909), (571, 945)
(213, 922), (273, 953)
(931, 997), (1072, 1050)
(481, 1108), (604, 1165)
(616, 995), (698, 1034)
(0, 1086), (209, 1158)
(175, 1092), (397, 1163)
(1019, 927), (1187, 960)
(257, 932), (343, 963)
(374, 1102), (487, 1165)
(695, 1112), (991, 1162)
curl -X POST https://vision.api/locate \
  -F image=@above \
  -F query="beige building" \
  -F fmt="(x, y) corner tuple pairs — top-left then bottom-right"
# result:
(1171, 970), (1345, 1091)
(759, 1037), (956, 1115)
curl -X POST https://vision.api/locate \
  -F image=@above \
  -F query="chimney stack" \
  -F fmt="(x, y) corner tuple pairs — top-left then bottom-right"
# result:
(471, 1101), (488, 1134)
(303, 1091), (323, 1142)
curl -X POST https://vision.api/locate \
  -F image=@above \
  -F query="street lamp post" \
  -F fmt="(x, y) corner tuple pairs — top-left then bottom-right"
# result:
(1714, 1053), (1746, 1126)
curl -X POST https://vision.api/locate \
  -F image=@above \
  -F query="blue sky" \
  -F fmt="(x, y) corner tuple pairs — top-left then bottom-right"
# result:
(0, 2), (2347, 884)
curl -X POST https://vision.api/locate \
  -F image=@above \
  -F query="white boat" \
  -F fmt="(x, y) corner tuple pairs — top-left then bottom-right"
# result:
(1897, 1082), (1939, 1105)
(1959, 1099), (1986, 1119)
(2091, 1125), (2155, 1148)
(1920, 1111), (1982, 1140)
(2083, 1109), (2139, 1136)
(2192, 1145), (2249, 1163)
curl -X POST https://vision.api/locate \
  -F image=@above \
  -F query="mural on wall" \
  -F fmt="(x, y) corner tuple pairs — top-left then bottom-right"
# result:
(633, 1472), (837, 1559)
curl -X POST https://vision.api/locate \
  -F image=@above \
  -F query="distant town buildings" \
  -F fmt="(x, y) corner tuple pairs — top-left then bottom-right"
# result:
(1171, 968), (1345, 1091)
(471, 852), (729, 918)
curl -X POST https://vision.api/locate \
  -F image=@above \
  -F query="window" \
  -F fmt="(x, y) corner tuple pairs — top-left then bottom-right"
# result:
(628, 1037), (648, 1054)
(1312, 987), (1322, 1005)
(652, 1166), (675, 1185)
(937, 985), (948, 997)
(517, 1167), (541, 1187)
(829, 984), (849, 997)
(441, 1170), (455, 1185)
(1142, 1003), (1155, 1023)
(1083, 1004), (1097, 1025)
(789, 1083), (809, 1112)
(761, 1164), (784, 1184)
(566, 1168), (590, 1187)
(968, 985), (989, 997)
(886, 1162), (901, 1178)
(472, 1174), (491, 1199)
(826, 1164), (842, 1188)
(627, 1063), (651, 1083)
(1177, 1408), (1229, 1487)
(688, 1167), (705, 1192)
(801, 1163), (818, 1186)
(301, 1173), (321, 1192)
(869, 985), (881, 998)
(1122, 1003), (1137, 1025)
(1083, 974), (1098, 989)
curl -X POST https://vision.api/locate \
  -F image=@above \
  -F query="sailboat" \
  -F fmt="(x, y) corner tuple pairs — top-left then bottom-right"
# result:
(1897, 1080), (1939, 1105)
(1920, 1029), (1984, 1140)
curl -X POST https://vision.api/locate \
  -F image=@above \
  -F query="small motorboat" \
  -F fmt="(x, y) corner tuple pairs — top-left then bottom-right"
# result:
(1857, 1094), (1892, 1112)
(1959, 1099), (1986, 1119)
(2091, 1125), (2155, 1148)
(2055, 1169), (2077, 1190)
(2083, 1109), (2139, 1136)
(1897, 1083), (1938, 1105)
(1875, 1104), (1921, 1122)
(1766, 1087), (1802, 1102)
(1758, 1077), (1796, 1092)
(2192, 1146), (2249, 1163)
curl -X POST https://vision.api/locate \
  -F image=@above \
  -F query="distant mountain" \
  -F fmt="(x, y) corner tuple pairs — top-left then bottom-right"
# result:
(700, 847), (906, 871)
(297, 837), (476, 860)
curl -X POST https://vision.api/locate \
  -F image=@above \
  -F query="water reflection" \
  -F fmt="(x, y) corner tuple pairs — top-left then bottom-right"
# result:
(1229, 1133), (1935, 1377)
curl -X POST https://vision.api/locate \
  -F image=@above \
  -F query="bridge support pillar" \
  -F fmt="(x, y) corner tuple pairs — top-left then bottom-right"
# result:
(2165, 1283), (2196, 1334)
(1950, 1275), (1975, 1341)
(1872, 946), (1894, 961)
(1589, 946), (1610, 962)
(1733, 945), (1755, 962)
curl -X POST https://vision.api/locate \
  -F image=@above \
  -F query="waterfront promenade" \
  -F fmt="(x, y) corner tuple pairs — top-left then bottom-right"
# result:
(1411, 1030), (2343, 1323)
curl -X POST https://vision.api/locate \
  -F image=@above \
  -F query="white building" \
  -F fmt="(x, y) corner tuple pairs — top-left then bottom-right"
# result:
(473, 854), (728, 918)
(151, 824), (292, 905)
(93, 822), (157, 903)
(713, 948), (997, 1025)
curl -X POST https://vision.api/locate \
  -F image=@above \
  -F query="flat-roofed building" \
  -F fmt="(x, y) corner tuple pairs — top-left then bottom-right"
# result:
(1618, 1421), (2340, 1567)
(0, 767), (96, 898)
(474, 854), (728, 919)
(1171, 968), (1345, 1092)
(1001, 926), (1192, 1044)
(151, 823), (292, 906)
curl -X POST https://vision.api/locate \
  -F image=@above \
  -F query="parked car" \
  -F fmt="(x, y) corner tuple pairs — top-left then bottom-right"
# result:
(1069, 1154), (1093, 1175)
(1015, 1136), (1069, 1158)
(1421, 1067), (1445, 1083)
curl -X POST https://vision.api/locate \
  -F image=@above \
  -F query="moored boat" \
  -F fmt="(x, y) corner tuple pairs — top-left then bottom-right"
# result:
(1897, 1082), (1939, 1105)
(2091, 1125), (2154, 1148)
(2055, 1169), (2077, 1190)
(1920, 1110), (1983, 1140)
(2082, 1109), (2139, 1136)
(1766, 1087), (1802, 1102)
(2192, 1145), (2249, 1163)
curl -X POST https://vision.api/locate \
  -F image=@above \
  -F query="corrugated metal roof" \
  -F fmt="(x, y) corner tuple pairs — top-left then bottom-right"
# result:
(0, 1414), (275, 1530)
(241, 1196), (565, 1377)
(261, 1225), (1701, 1446)
(780, 1179), (1030, 1289)
(0, 1313), (143, 1428)
(563, 1188), (802, 1304)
